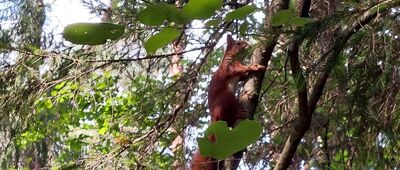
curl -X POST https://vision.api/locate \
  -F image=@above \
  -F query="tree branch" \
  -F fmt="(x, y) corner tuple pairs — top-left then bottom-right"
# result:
(274, 0), (314, 168)
(80, 46), (209, 63)
(275, 0), (400, 169)
(310, 0), (400, 112)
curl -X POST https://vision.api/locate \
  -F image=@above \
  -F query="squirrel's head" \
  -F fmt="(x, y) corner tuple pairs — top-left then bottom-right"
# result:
(225, 34), (249, 60)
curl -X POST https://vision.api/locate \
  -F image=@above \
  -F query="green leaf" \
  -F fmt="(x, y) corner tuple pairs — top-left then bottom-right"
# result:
(138, 3), (175, 26)
(98, 126), (108, 135)
(69, 139), (84, 151)
(96, 82), (108, 90)
(17, 131), (45, 149)
(271, 10), (294, 26)
(205, 19), (222, 27)
(138, 3), (187, 26)
(44, 99), (53, 109)
(271, 10), (312, 27)
(0, 42), (10, 50)
(239, 22), (250, 35)
(23, 45), (41, 53)
(50, 90), (58, 96)
(290, 17), (313, 26)
(103, 71), (112, 78)
(198, 120), (262, 160)
(165, 6), (188, 25)
(63, 23), (125, 45)
(182, 0), (223, 20)
(144, 28), (181, 54)
(54, 81), (66, 90)
(224, 5), (257, 21)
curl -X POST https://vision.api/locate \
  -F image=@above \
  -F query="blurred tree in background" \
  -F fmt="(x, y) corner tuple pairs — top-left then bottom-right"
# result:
(0, 0), (399, 169)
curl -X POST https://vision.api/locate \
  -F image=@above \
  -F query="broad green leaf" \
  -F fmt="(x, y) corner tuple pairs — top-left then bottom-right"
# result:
(103, 71), (112, 78)
(205, 19), (222, 27)
(17, 131), (45, 149)
(54, 81), (66, 90)
(138, 3), (175, 26)
(98, 126), (108, 135)
(239, 22), (249, 35)
(290, 17), (313, 26)
(24, 44), (41, 53)
(69, 139), (83, 151)
(271, 9), (312, 27)
(165, 6), (188, 25)
(0, 42), (10, 50)
(96, 82), (108, 90)
(198, 120), (262, 160)
(182, 0), (223, 19)
(271, 9), (294, 26)
(139, 3), (187, 26)
(144, 28), (181, 54)
(63, 23), (125, 45)
(44, 99), (53, 109)
(18, 139), (28, 148)
(50, 90), (57, 96)
(224, 5), (257, 21)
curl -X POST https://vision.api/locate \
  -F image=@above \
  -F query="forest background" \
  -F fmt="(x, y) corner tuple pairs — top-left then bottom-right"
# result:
(0, 0), (400, 169)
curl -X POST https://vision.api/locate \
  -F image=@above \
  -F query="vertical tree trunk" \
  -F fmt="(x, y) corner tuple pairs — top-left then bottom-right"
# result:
(19, 0), (48, 169)
(226, 0), (291, 169)
(168, 2), (187, 169)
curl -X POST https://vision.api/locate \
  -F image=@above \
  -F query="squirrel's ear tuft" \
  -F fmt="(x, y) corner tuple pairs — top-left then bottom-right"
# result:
(226, 34), (234, 50)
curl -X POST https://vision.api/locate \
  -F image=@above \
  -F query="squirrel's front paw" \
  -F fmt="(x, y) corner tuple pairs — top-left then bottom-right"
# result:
(250, 64), (266, 71)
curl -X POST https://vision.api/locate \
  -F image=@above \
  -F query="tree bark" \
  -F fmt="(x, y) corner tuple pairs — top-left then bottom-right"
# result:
(226, 0), (291, 169)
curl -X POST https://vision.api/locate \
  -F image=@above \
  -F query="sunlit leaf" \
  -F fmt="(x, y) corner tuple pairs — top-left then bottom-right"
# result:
(239, 22), (249, 35)
(54, 81), (66, 90)
(139, 3), (172, 26)
(271, 9), (294, 26)
(182, 0), (223, 19)
(139, 3), (188, 26)
(271, 10), (312, 27)
(290, 17), (313, 26)
(165, 6), (188, 25)
(224, 5), (257, 21)
(69, 139), (84, 151)
(44, 99), (53, 109)
(96, 82), (108, 90)
(205, 19), (222, 27)
(63, 23), (125, 45)
(198, 120), (262, 160)
(144, 28), (182, 54)
(50, 90), (57, 96)
(98, 126), (108, 135)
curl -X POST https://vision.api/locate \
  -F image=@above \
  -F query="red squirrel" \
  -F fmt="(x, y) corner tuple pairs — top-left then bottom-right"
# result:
(192, 35), (265, 170)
